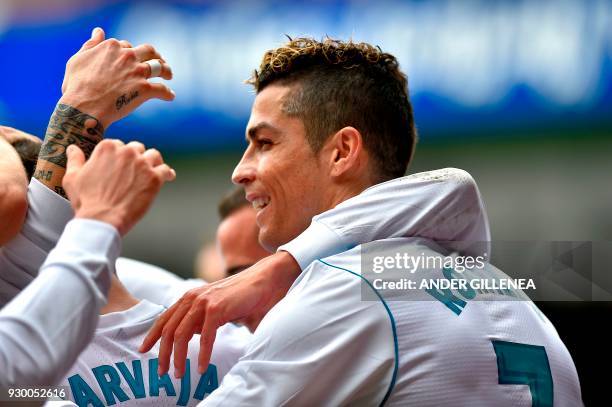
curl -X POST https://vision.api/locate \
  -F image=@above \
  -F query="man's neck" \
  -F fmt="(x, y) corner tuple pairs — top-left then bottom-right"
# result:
(326, 179), (373, 210)
(100, 276), (140, 314)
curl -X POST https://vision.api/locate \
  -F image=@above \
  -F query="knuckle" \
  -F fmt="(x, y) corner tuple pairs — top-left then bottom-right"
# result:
(97, 139), (113, 151)
(184, 289), (199, 302)
(142, 43), (155, 54)
(134, 64), (148, 77)
(174, 327), (189, 341)
(120, 50), (137, 64)
(106, 38), (120, 48)
(124, 48), (137, 59)
(161, 327), (175, 339)
(150, 175), (163, 188)
(206, 302), (220, 314)
(196, 294), (211, 308)
(123, 146), (138, 158)
(140, 81), (154, 93)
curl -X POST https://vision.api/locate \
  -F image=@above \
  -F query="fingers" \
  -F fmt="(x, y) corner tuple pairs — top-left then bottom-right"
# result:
(198, 316), (218, 374)
(140, 303), (178, 353)
(65, 145), (86, 175)
(173, 305), (207, 377)
(133, 43), (162, 62)
(154, 164), (176, 182)
(108, 141), (174, 183)
(126, 141), (145, 154)
(156, 302), (192, 375)
(142, 59), (173, 80)
(143, 148), (163, 167)
(119, 40), (133, 48)
(79, 27), (105, 52)
(143, 82), (176, 102)
(106, 139), (125, 148)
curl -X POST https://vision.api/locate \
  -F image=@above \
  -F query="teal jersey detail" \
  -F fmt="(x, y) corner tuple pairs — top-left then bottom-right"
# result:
(317, 259), (399, 407)
(492, 340), (554, 407)
(67, 358), (219, 406)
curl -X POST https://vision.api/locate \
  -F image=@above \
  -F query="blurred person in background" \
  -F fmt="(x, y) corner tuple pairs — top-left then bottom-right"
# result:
(216, 187), (270, 278)
(194, 187), (268, 284)
(194, 241), (225, 283)
(215, 187), (271, 332)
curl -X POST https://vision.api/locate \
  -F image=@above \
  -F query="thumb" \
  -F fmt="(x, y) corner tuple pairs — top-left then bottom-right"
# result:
(66, 144), (85, 175)
(79, 27), (106, 52)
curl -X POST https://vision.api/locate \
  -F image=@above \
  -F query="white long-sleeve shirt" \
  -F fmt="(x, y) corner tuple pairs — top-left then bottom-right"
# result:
(0, 218), (120, 387)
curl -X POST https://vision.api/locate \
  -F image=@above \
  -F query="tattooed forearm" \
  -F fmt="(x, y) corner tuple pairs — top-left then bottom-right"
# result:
(38, 103), (104, 167)
(116, 91), (139, 111)
(54, 186), (66, 196)
(34, 103), (105, 197)
(34, 169), (53, 181)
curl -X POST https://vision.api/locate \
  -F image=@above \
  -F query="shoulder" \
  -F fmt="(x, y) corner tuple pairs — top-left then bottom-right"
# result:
(255, 244), (396, 354)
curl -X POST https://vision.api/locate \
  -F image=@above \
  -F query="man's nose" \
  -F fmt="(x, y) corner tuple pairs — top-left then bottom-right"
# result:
(232, 155), (256, 185)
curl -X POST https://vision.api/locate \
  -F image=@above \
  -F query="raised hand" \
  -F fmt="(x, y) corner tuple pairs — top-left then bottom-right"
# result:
(35, 27), (175, 197)
(63, 139), (176, 236)
(60, 27), (174, 128)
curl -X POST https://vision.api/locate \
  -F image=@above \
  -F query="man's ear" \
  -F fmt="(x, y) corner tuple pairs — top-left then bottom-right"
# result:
(325, 126), (365, 180)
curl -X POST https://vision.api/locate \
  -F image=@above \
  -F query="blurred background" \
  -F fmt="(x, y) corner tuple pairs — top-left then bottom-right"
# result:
(1, 0), (610, 402)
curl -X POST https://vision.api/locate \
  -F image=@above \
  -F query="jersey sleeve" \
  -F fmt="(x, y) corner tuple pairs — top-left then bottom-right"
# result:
(278, 167), (490, 270)
(200, 261), (395, 406)
(0, 218), (120, 387)
(0, 178), (73, 306)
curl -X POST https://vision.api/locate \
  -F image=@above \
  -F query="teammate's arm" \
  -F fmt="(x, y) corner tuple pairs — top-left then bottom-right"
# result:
(200, 262), (394, 406)
(0, 27), (175, 304)
(34, 27), (174, 197)
(0, 139), (175, 387)
(142, 168), (491, 377)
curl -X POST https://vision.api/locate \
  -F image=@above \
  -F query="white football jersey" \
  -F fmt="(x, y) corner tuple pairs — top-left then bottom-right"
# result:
(59, 300), (247, 406)
(203, 238), (582, 406)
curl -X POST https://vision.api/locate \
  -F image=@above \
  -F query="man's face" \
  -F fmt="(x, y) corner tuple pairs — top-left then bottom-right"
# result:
(232, 84), (331, 251)
(216, 205), (270, 276)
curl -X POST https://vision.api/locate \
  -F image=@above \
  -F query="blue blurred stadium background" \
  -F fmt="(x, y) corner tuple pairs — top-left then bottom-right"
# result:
(1, 0), (611, 402)
(1, 0), (610, 273)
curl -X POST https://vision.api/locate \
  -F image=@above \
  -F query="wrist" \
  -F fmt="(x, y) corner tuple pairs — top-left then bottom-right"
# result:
(74, 206), (125, 236)
(271, 251), (302, 286)
(59, 93), (111, 129)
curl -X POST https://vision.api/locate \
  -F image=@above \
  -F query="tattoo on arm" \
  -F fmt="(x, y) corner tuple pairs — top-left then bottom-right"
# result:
(34, 103), (104, 197)
(115, 91), (139, 111)
(54, 186), (66, 196)
(34, 169), (53, 181)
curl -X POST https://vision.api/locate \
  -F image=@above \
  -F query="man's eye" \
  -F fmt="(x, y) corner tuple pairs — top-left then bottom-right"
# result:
(258, 139), (273, 148)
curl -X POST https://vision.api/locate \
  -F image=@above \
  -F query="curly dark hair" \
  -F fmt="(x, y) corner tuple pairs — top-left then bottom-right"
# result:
(248, 37), (417, 181)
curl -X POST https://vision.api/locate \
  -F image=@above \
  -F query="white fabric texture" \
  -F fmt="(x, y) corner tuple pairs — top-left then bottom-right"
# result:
(279, 168), (490, 270)
(59, 300), (247, 406)
(0, 217), (120, 386)
(204, 239), (582, 406)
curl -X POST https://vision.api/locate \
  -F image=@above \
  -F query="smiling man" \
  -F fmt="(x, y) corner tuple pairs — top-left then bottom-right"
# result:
(144, 38), (581, 406)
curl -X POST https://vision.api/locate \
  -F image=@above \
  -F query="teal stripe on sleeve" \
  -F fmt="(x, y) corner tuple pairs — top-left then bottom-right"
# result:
(317, 259), (399, 407)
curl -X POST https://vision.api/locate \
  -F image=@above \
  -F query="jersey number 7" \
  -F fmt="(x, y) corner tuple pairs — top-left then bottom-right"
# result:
(492, 340), (554, 407)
